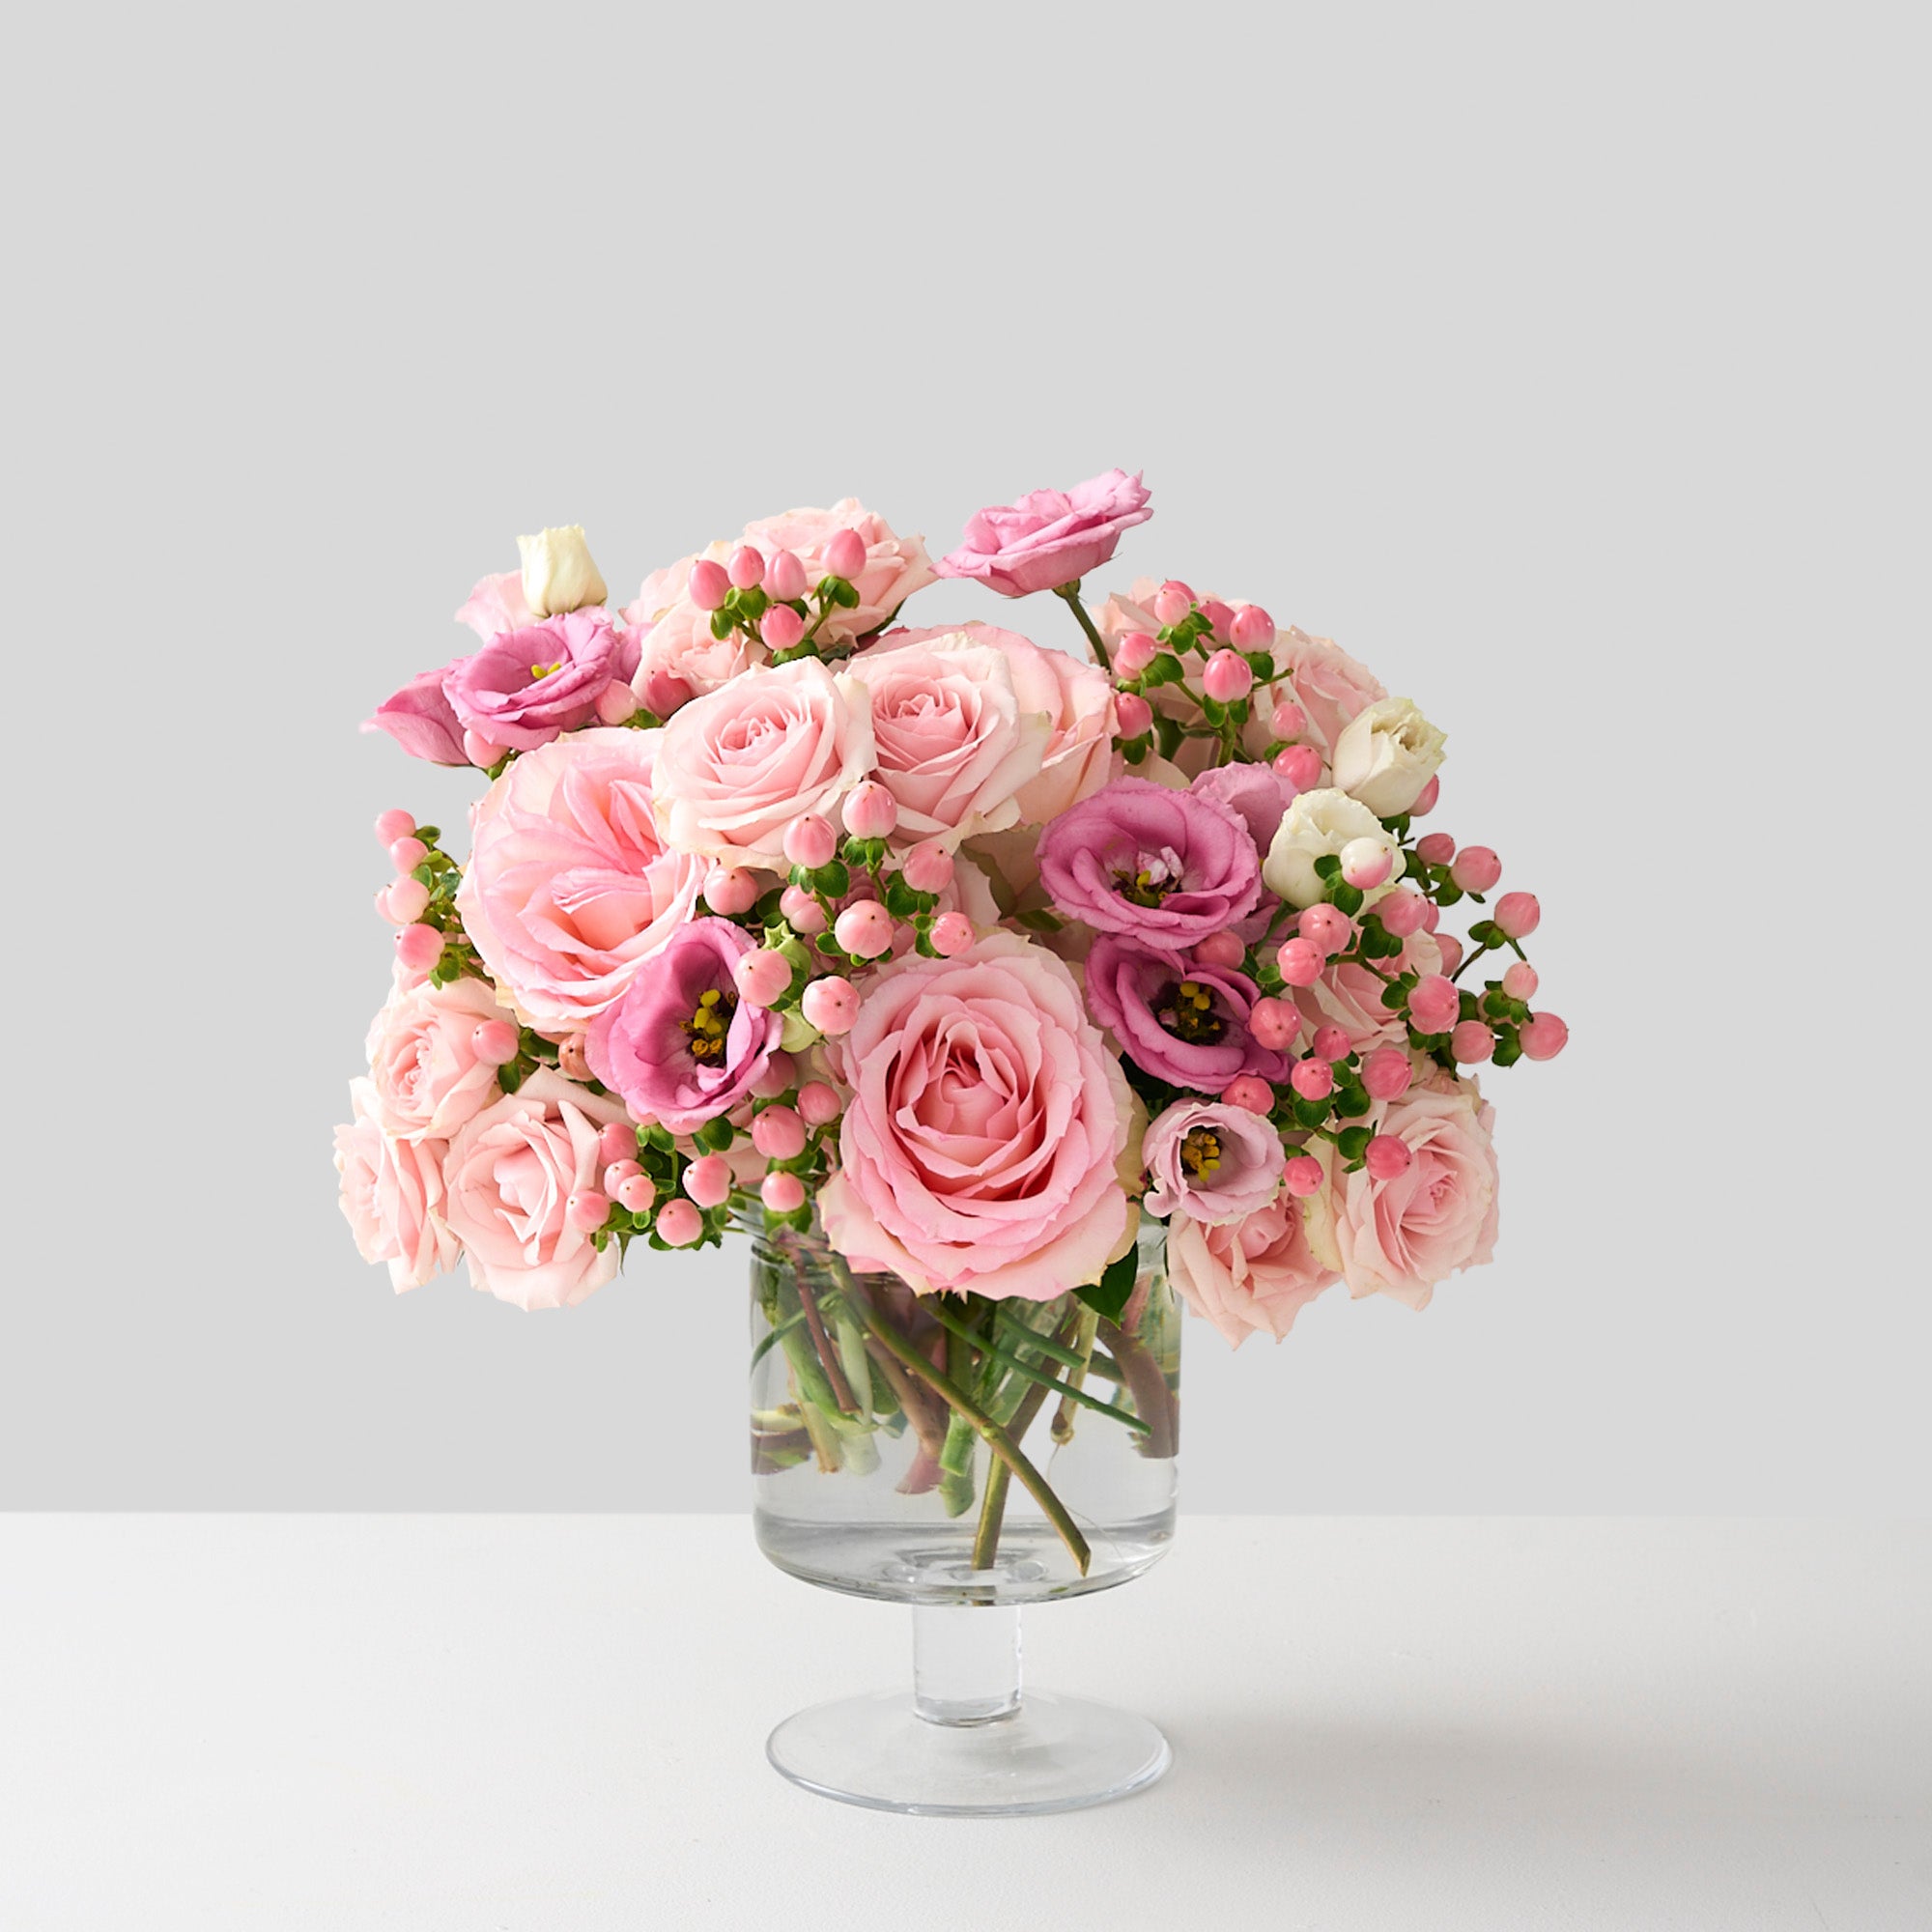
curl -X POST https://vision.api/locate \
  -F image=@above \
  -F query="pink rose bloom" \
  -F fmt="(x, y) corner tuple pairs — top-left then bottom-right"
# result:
(936, 469), (1152, 597)
(585, 918), (783, 1135)
(1275, 627), (1387, 760)
(365, 976), (515, 1141)
(1305, 1075), (1499, 1310)
(333, 1078), (460, 1293)
(1143, 1098), (1286, 1223)
(818, 932), (1135, 1302)
(456, 727), (705, 1032)
(653, 657), (875, 868)
(738, 498), (935, 643)
(441, 1067), (633, 1311)
(443, 608), (628, 752)
(362, 667), (468, 766)
(454, 569), (535, 641)
(1293, 929), (1443, 1053)
(626, 554), (768, 708)
(1168, 1199), (1338, 1347)
(845, 630), (1050, 849)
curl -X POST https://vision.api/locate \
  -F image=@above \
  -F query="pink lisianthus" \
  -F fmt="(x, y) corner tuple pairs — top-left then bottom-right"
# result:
(653, 657), (875, 868)
(454, 569), (535, 641)
(1293, 929), (1444, 1054)
(440, 1068), (633, 1310)
(1142, 1099), (1286, 1223)
(1168, 1198), (1338, 1347)
(1083, 935), (1288, 1090)
(362, 668), (468, 766)
(936, 469), (1152, 597)
(844, 630), (1050, 849)
(1304, 1074), (1499, 1309)
(1273, 627), (1387, 760)
(333, 1078), (460, 1293)
(1189, 762), (1296, 861)
(443, 608), (630, 752)
(817, 933), (1136, 1302)
(456, 727), (705, 1032)
(365, 975), (516, 1141)
(585, 918), (783, 1136)
(737, 498), (935, 643)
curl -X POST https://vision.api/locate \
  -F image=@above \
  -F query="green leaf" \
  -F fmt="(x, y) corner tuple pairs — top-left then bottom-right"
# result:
(1331, 882), (1365, 917)
(811, 860), (850, 897)
(1076, 1244), (1140, 1324)
(497, 1061), (526, 1094)
(832, 578), (861, 609)
(695, 1115), (735, 1152)
(1244, 650), (1274, 679)
(1336, 1124), (1373, 1162)
(1314, 853), (1344, 882)
(1293, 1094), (1331, 1129)
(1380, 981), (1409, 1010)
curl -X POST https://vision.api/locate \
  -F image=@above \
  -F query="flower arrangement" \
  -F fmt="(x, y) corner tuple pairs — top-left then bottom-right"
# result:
(337, 472), (1565, 1429)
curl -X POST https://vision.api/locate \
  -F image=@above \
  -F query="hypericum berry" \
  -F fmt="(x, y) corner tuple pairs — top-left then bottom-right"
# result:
(1248, 996), (1301, 1051)
(1291, 1059), (1335, 1100)
(1416, 899), (1441, 933)
(901, 840), (954, 894)
(750, 1050), (796, 1099)
(598, 1122), (637, 1168)
(783, 813), (838, 870)
(835, 900), (894, 958)
(1221, 1075), (1275, 1114)
(929, 911), (975, 957)
(802, 977), (860, 1035)
(1276, 937), (1324, 987)
(1364, 1135), (1412, 1180)
(1230, 604), (1276, 652)
(557, 1037), (592, 1081)
(1312, 1025), (1351, 1064)
(1193, 929), (1246, 969)
(595, 682), (639, 724)
(374, 809), (415, 847)
(1414, 832), (1457, 867)
(655, 1198), (703, 1246)
(1492, 891), (1541, 939)
(1435, 935), (1464, 976)
(1200, 598), (1236, 639)
(1376, 888), (1428, 938)
(616, 1173), (657, 1215)
(1269, 697), (1307, 742)
(1361, 1046), (1413, 1100)
(1340, 838), (1393, 891)
(463, 729), (506, 769)
(761, 604), (805, 651)
(1408, 975), (1461, 1034)
(821, 527), (867, 580)
(704, 865), (759, 917)
(843, 781), (898, 841)
(1450, 845), (1502, 894)
(395, 923), (443, 974)
(733, 948), (793, 1009)
(1519, 1012), (1570, 1061)
(1152, 581), (1194, 627)
(1203, 649), (1255, 702)
(1450, 1020), (1495, 1064)
(603, 1159), (644, 1196)
(472, 1019), (520, 1065)
(1299, 904), (1353, 957)
(1273, 744), (1322, 792)
(388, 836), (428, 873)
(1284, 1153), (1323, 1197)
(385, 876), (431, 923)
(764, 549), (808, 602)
(779, 886), (827, 935)
(683, 1154), (732, 1208)
(727, 545), (765, 590)
(565, 1190), (611, 1233)
(796, 1080), (841, 1127)
(687, 558), (730, 610)
(751, 1105), (807, 1161)
(761, 1171), (807, 1214)
(639, 670), (693, 718)
(1408, 774), (1439, 817)
(1115, 692), (1153, 739)
(1501, 961), (1540, 1001)
(1114, 631), (1158, 677)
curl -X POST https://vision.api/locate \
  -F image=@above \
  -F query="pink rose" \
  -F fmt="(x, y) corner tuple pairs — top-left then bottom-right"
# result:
(441, 1067), (633, 1310)
(456, 727), (705, 1032)
(333, 1078), (459, 1293)
(1293, 929), (1443, 1053)
(653, 657), (874, 867)
(1143, 1098), (1286, 1224)
(1305, 1074), (1499, 1310)
(737, 498), (935, 643)
(1168, 1199), (1338, 1347)
(1274, 627), (1387, 761)
(365, 975), (516, 1141)
(454, 569), (535, 641)
(845, 630), (1050, 849)
(818, 932), (1135, 1302)
(626, 554), (768, 708)
(936, 469), (1152, 597)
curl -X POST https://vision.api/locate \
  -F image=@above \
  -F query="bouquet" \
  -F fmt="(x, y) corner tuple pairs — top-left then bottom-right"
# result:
(336, 473), (1566, 1561)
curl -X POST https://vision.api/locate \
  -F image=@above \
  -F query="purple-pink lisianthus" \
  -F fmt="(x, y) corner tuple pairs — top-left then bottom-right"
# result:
(585, 918), (782, 1135)
(1142, 1097), (1288, 1224)
(1084, 935), (1287, 1091)
(443, 608), (631, 753)
(936, 469), (1151, 597)
(362, 667), (469, 765)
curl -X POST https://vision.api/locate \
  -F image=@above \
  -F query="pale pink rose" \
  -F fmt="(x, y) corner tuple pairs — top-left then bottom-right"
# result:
(653, 656), (875, 867)
(935, 469), (1152, 597)
(845, 630), (1050, 849)
(737, 498), (935, 644)
(625, 553), (769, 707)
(365, 975), (515, 1141)
(1305, 1074), (1499, 1310)
(1274, 626), (1387, 760)
(1293, 929), (1443, 1053)
(440, 1067), (633, 1311)
(454, 569), (535, 641)
(1168, 1199), (1339, 1347)
(818, 932), (1135, 1302)
(333, 1078), (460, 1293)
(456, 727), (705, 1033)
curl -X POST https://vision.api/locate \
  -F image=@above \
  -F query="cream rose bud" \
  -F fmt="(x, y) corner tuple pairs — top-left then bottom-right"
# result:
(1330, 696), (1446, 817)
(518, 525), (609, 617)
(1263, 787), (1406, 909)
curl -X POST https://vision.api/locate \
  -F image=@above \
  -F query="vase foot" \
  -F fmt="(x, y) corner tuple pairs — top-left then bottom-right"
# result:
(766, 1689), (1171, 1816)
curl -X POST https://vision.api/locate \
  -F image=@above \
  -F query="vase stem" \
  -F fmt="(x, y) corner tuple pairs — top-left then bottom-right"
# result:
(911, 1604), (1021, 1726)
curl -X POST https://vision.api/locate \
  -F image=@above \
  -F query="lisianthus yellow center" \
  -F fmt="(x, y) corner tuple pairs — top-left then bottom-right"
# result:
(1155, 980), (1227, 1045)
(683, 985), (737, 1063)
(1179, 1125), (1223, 1178)
(529, 660), (563, 680)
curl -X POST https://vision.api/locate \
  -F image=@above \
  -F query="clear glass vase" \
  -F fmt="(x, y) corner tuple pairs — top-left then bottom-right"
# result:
(747, 1210), (1181, 1814)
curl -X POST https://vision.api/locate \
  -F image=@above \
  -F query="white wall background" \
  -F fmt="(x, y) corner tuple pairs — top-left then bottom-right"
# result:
(4, 4), (1921, 1513)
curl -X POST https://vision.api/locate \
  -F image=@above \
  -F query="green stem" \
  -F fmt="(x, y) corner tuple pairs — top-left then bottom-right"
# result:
(923, 1300), (1151, 1434)
(1097, 1321), (1179, 1460)
(971, 1309), (1079, 1570)
(1053, 582), (1111, 670)
(792, 1270), (858, 1412)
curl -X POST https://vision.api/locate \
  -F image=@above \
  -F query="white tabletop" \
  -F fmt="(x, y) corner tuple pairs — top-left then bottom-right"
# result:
(2, 1517), (1925, 1930)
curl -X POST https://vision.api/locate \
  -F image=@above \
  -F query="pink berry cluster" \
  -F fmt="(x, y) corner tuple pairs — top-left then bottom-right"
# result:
(370, 809), (486, 989)
(685, 528), (868, 668)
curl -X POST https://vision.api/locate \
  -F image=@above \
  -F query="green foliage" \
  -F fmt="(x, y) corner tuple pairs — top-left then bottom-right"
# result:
(1075, 1244), (1140, 1324)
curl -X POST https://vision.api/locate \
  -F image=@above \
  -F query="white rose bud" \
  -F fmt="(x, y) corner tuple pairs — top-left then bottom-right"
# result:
(1330, 696), (1446, 818)
(1263, 787), (1406, 909)
(518, 525), (608, 617)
